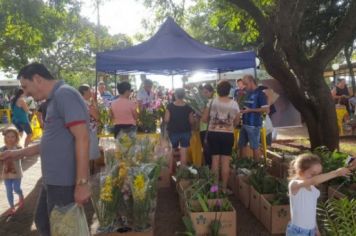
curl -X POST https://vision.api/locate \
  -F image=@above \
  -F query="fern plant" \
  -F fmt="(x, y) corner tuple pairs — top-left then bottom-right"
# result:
(318, 198), (356, 236)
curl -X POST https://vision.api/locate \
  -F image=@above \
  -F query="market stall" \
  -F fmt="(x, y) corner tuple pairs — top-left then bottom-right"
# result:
(94, 17), (258, 235)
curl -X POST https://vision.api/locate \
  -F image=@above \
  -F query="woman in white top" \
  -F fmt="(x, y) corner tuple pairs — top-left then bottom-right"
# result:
(202, 80), (240, 192)
(287, 153), (351, 236)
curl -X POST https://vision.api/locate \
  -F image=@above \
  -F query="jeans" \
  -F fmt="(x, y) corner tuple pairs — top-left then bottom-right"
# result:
(34, 184), (75, 236)
(238, 125), (261, 149)
(4, 178), (23, 208)
(286, 223), (316, 236)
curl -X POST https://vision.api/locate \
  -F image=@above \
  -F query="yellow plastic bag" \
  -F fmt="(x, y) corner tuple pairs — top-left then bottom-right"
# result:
(31, 114), (42, 141)
(50, 203), (90, 236)
(188, 131), (203, 167)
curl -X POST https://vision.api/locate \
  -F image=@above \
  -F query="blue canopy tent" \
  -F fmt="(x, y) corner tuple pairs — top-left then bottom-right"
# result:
(96, 17), (256, 77)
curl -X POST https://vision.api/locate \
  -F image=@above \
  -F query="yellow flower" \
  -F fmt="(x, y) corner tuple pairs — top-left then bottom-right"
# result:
(121, 134), (133, 149)
(133, 174), (146, 201)
(100, 176), (113, 202)
(117, 162), (128, 187)
(134, 174), (145, 190)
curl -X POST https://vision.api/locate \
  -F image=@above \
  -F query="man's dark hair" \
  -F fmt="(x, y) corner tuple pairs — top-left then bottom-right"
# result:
(78, 84), (91, 96)
(203, 83), (214, 93)
(144, 79), (153, 86)
(216, 80), (232, 97)
(17, 62), (54, 81)
(117, 81), (132, 95)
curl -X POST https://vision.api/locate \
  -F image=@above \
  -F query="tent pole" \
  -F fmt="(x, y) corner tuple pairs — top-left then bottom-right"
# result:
(254, 67), (257, 79)
(172, 75), (174, 90)
(114, 73), (117, 96)
(95, 70), (98, 102)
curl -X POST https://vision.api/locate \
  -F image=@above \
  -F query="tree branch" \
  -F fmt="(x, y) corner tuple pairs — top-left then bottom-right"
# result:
(227, 0), (272, 41)
(311, 0), (356, 68)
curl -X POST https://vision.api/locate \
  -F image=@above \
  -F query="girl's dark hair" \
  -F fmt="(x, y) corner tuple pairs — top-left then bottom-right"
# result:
(117, 81), (131, 95)
(216, 80), (232, 97)
(78, 84), (91, 96)
(11, 88), (24, 108)
(174, 88), (185, 100)
(288, 153), (321, 180)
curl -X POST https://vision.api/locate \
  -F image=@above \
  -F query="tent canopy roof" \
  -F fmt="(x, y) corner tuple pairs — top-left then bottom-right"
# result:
(96, 17), (256, 75)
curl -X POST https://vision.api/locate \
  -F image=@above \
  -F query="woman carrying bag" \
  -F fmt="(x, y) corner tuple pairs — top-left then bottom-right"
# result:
(201, 80), (240, 193)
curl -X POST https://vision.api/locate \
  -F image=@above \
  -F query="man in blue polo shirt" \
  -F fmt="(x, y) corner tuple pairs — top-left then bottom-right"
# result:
(0, 63), (91, 235)
(238, 74), (269, 160)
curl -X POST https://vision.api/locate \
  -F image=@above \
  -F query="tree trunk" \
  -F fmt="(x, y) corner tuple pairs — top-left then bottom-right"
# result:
(344, 45), (355, 95)
(259, 46), (339, 151)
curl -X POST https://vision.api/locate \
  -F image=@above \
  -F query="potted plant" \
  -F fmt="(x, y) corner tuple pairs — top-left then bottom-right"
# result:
(260, 180), (290, 234)
(318, 198), (356, 235)
(248, 165), (278, 221)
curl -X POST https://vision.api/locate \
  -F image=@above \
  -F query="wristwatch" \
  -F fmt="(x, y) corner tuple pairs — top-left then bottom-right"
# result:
(76, 178), (89, 186)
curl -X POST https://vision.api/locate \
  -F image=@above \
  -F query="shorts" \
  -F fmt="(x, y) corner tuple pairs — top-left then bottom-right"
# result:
(286, 223), (316, 236)
(169, 132), (191, 148)
(13, 121), (32, 135)
(238, 125), (260, 150)
(113, 124), (136, 138)
(207, 131), (234, 156)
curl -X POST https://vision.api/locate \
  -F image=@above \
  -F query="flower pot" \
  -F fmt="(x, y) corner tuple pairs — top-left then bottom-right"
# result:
(237, 175), (250, 208)
(189, 207), (236, 236)
(177, 180), (192, 214)
(227, 169), (237, 192)
(234, 175), (240, 197)
(249, 186), (261, 221)
(260, 194), (290, 234)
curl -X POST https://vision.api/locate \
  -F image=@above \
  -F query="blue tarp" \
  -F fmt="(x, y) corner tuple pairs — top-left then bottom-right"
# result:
(96, 17), (256, 75)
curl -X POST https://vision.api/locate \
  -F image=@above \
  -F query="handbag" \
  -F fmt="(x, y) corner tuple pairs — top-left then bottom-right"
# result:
(203, 99), (214, 146)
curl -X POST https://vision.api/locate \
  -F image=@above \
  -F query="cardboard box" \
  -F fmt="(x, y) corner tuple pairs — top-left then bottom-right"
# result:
(177, 180), (192, 214)
(157, 167), (171, 188)
(96, 231), (153, 236)
(237, 175), (250, 208)
(227, 169), (237, 193)
(249, 186), (261, 221)
(328, 185), (347, 200)
(260, 194), (290, 234)
(234, 175), (240, 197)
(189, 207), (236, 236)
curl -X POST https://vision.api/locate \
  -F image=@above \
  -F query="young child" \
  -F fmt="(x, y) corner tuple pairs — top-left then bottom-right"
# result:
(287, 153), (351, 236)
(1, 127), (24, 216)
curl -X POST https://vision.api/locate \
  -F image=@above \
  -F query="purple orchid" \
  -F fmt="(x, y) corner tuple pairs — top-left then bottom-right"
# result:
(210, 184), (218, 193)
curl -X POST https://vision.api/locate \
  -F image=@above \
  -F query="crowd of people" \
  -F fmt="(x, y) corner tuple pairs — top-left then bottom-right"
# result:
(0, 62), (355, 236)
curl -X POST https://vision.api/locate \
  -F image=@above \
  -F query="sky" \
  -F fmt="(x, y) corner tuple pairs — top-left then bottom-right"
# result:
(80, 0), (150, 37)
(80, 0), (186, 89)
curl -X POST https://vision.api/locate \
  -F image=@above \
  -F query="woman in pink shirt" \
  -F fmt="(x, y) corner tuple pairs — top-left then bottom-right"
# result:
(110, 82), (138, 138)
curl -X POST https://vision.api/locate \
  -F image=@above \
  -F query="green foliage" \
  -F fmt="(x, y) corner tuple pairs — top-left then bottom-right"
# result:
(318, 198), (356, 236)
(233, 158), (259, 170)
(270, 179), (289, 205)
(249, 165), (277, 194)
(177, 216), (196, 236)
(313, 146), (349, 172)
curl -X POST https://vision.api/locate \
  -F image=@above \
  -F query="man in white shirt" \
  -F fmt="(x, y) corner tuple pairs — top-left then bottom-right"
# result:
(137, 79), (155, 108)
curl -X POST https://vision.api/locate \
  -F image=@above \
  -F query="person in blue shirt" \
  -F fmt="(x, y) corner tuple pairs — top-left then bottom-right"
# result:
(238, 75), (269, 160)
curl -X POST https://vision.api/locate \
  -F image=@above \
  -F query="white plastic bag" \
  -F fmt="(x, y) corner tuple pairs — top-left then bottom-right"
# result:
(50, 203), (90, 236)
